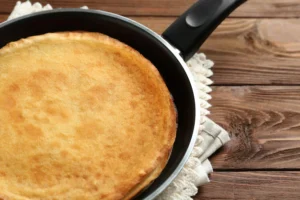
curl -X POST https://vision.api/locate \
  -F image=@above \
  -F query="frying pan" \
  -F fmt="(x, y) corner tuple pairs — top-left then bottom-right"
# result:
(0, 0), (246, 199)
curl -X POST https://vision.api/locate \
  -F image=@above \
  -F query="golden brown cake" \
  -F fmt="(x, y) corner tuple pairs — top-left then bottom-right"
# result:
(0, 32), (176, 200)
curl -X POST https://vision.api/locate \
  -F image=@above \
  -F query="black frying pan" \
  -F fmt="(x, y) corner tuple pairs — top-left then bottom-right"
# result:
(0, 0), (246, 199)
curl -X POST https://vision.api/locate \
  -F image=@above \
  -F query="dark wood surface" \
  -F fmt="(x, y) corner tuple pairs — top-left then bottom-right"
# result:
(1, 0), (300, 17)
(1, 1), (300, 199)
(198, 172), (300, 199)
(210, 86), (300, 169)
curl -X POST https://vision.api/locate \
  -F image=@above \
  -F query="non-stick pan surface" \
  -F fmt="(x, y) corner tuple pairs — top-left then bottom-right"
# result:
(0, 9), (200, 199)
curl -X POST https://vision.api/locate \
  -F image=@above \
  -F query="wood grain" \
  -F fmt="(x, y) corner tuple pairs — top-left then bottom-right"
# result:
(234, 0), (300, 18)
(202, 18), (300, 85)
(194, 172), (300, 200)
(1, 0), (300, 17)
(209, 86), (300, 169)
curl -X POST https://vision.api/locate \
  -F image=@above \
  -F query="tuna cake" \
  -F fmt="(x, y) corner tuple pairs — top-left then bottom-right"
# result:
(0, 32), (176, 200)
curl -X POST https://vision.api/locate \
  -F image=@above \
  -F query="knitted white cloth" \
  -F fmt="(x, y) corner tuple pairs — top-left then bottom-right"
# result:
(5, 2), (231, 199)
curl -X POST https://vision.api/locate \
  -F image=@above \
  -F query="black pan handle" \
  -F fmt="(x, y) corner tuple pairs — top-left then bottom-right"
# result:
(162, 0), (246, 61)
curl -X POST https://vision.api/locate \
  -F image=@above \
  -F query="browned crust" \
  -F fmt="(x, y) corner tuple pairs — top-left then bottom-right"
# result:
(0, 31), (177, 199)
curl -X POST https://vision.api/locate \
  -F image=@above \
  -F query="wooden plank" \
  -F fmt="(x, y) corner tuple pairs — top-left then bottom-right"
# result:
(233, 0), (300, 18)
(209, 86), (300, 169)
(202, 18), (300, 85)
(1, 15), (300, 85)
(0, 0), (197, 15)
(194, 172), (300, 200)
(1, 0), (300, 17)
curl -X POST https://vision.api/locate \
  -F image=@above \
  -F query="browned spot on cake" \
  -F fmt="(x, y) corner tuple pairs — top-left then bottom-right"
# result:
(149, 120), (158, 129)
(52, 162), (63, 170)
(140, 117), (148, 125)
(73, 49), (83, 55)
(31, 154), (43, 163)
(88, 84), (113, 101)
(82, 175), (88, 180)
(113, 51), (122, 58)
(45, 104), (70, 121)
(89, 85), (107, 96)
(108, 82), (116, 90)
(14, 125), (23, 136)
(0, 95), (16, 109)
(27, 82), (44, 98)
(80, 83), (115, 110)
(137, 136), (146, 146)
(81, 95), (97, 109)
(104, 151), (113, 158)
(112, 50), (134, 72)
(60, 150), (69, 158)
(90, 184), (98, 192)
(99, 161), (106, 168)
(76, 121), (103, 140)
(30, 165), (48, 185)
(95, 173), (102, 178)
(99, 194), (109, 199)
(81, 156), (90, 162)
(96, 61), (104, 67)
(10, 109), (25, 123)
(86, 166), (93, 173)
(71, 144), (81, 150)
(104, 143), (113, 148)
(24, 124), (44, 139)
(126, 127), (134, 134)
(55, 72), (68, 87)
(17, 176), (23, 183)
(118, 152), (129, 160)
(74, 173), (80, 178)
(131, 90), (140, 96)
(110, 72), (120, 81)
(32, 69), (52, 80)
(50, 141), (61, 148)
(55, 174), (62, 181)
(129, 100), (137, 109)
(13, 137), (32, 153)
(0, 171), (6, 177)
(46, 105), (58, 116)
(31, 70), (68, 91)
(8, 83), (20, 93)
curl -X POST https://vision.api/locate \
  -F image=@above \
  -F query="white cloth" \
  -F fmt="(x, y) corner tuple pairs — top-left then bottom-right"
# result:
(6, 2), (231, 199)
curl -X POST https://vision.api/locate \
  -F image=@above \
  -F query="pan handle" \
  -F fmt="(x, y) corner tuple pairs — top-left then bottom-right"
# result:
(162, 0), (247, 61)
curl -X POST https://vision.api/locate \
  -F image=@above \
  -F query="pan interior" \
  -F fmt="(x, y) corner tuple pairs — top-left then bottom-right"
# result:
(0, 9), (197, 199)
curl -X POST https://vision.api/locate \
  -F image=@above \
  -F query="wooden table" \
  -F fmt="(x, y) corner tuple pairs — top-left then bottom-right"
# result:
(1, 0), (300, 199)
